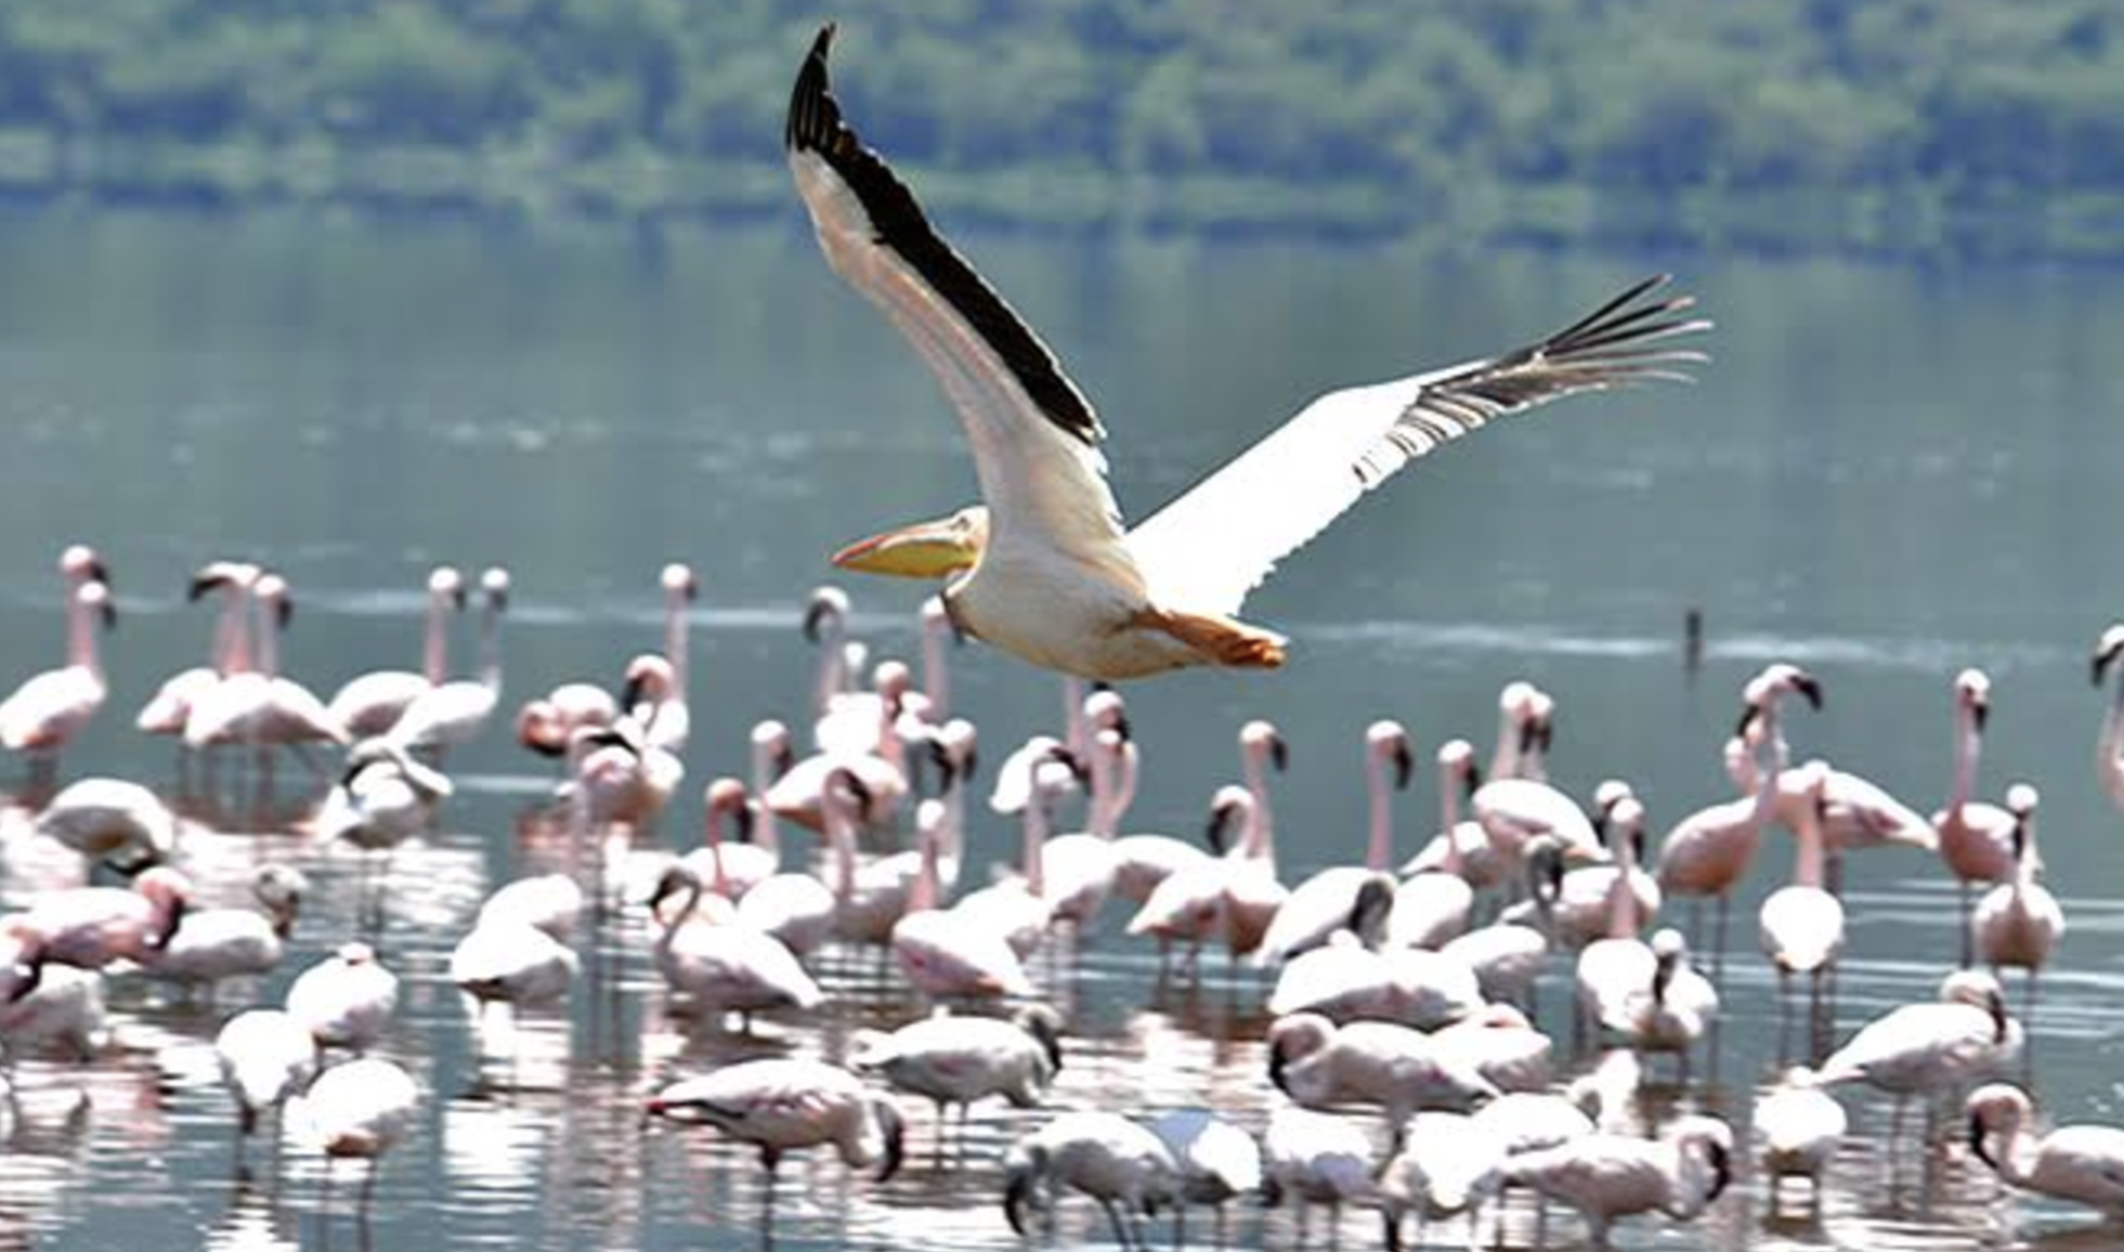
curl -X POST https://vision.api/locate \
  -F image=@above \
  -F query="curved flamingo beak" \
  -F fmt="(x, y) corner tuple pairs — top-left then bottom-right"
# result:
(832, 517), (980, 579)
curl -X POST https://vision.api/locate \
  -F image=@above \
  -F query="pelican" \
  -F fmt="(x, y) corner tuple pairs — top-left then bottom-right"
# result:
(786, 26), (1707, 682)
(1966, 1082), (2124, 1217)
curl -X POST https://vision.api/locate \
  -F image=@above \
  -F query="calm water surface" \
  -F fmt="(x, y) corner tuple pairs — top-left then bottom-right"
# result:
(2, 208), (2124, 1252)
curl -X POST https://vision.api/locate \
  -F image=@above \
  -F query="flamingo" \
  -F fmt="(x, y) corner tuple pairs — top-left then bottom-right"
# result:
(1657, 729), (1779, 965)
(1150, 1109), (1263, 1242)
(314, 736), (453, 852)
(1971, 783), (2064, 1015)
(892, 799), (1035, 1000)
(1550, 781), (1660, 950)
(1755, 1067), (1846, 1212)
(2094, 624), (2124, 813)
(729, 725), (837, 956)
(1966, 1082), (2124, 1216)
(1378, 1110), (1508, 1249)
(789, 26), (1707, 681)
(247, 571), (353, 759)
(1758, 761), (1845, 1053)
(647, 1059), (905, 1216)
(1257, 720), (1412, 966)
(1002, 1112), (1181, 1252)
(1815, 968), (2021, 1143)
(647, 861), (821, 1028)
(390, 566), (509, 757)
(1575, 796), (1658, 1041)
(136, 560), (257, 747)
(326, 565), (465, 737)
(1387, 735), (1478, 951)
(1498, 1115), (1734, 1251)
(1267, 1012), (1499, 1126)
(952, 755), (1072, 958)
(1260, 1106), (1376, 1241)
(851, 1005), (1061, 1145)
(0, 578), (115, 782)
(1443, 842), (1559, 1007)
(0, 957), (105, 1058)
(1933, 667), (2017, 963)
(449, 913), (578, 1015)
(284, 942), (400, 1051)
(294, 1056), (420, 1202)
(33, 777), (177, 873)
(13, 866), (190, 970)
(1433, 1002), (1555, 1094)
(676, 777), (776, 901)
(151, 864), (307, 997)
(475, 872), (583, 940)
(633, 561), (697, 753)
(1127, 787), (1255, 970)
(1100, 717), (1213, 907)
(215, 1007), (320, 1136)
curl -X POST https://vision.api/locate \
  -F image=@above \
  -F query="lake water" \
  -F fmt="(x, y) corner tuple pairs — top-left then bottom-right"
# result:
(3, 206), (2124, 1252)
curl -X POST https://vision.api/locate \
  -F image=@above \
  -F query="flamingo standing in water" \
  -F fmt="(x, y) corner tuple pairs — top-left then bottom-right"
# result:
(215, 1007), (320, 1138)
(1758, 761), (1845, 1057)
(1965, 1083), (2124, 1217)
(1388, 736), (1479, 951)
(1657, 725), (1780, 970)
(1933, 668), (2018, 965)
(391, 566), (509, 758)
(893, 799), (1035, 1000)
(1256, 721), (1412, 966)
(137, 561), (257, 757)
(0, 574), (116, 785)
(295, 1056), (420, 1206)
(249, 572), (353, 762)
(327, 565), (466, 737)
(1971, 783), (2064, 1018)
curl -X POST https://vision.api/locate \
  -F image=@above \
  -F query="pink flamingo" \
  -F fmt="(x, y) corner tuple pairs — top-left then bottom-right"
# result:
(894, 799), (1034, 999)
(1256, 721), (1411, 965)
(136, 560), (260, 750)
(326, 565), (465, 736)
(1932, 668), (2017, 965)
(0, 561), (116, 785)
(1657, 673), (1795, 964)
(390, 566), (509, 758)
(1758, 762), (1844, 1055)
(250, 572), (353, 761)
(10, 866), (192, 972)
(1971, 783), (2064, 1017)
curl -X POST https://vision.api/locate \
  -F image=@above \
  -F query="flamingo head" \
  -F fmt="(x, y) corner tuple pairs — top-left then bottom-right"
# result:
(428, 565), (466, 606)
(661, 563), (697, 601)
(2094, 625), (2124, 686)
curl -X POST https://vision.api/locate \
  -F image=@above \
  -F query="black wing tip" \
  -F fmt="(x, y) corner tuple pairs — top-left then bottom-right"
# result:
(785, 22), (842, 154)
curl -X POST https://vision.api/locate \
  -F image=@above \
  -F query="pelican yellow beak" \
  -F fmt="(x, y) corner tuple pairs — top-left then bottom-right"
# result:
(831, 513), (982, 579)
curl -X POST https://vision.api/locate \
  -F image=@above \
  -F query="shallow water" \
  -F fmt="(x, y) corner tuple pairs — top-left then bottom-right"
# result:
(2, 208), (2123, 1250)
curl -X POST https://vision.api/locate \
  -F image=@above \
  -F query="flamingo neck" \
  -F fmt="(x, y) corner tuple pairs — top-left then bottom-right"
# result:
(1434, 764), (1464, 877)
(1061, 678), (1087, 757)
(1489, 708), (1520, 782)
(67, 592), (101, 681)
(748, 748), (782, 861)
(826, 808), (858, 906)
(1948, 705), (1979, 812)
(254, 601), (281, 678)
(1606, 834), (1640, 939)
(1021, 797), (1050, 897)
(1794, 806), (1826, 890)
(211, 587), (247, 676)
(1085, 742), (1116, 838)
(1242, 747), (1277, 865)
(1363, 749), (1393, 873)
(703, 808), (733, 897)
(478, 600), (503, 694)
(911, 825), (941, 913)
(1107, 742), (1140, 831)
(874, 695), (903, 771)
(2105, 668), (2124, 768)
(1746, 734), (1780, 828)
(811, 618), (845, 720)
(422, 588), (450, 686)
(921, 617), (950, 720)
(665, 587), (689, 698)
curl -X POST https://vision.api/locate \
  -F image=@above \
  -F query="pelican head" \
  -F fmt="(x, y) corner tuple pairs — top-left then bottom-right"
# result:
(832, 506), (989, 579)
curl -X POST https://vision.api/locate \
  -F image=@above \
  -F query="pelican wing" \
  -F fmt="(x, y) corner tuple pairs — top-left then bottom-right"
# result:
(1128, 275), (1709, 617)
(784, 26), (1131, 563)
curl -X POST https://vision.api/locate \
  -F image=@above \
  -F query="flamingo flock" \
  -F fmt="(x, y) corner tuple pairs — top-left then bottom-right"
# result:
(5, 535), (2124, 1252)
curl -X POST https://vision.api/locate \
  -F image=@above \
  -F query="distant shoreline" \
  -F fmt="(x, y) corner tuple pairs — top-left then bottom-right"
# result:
(0, 133), (2109, 268)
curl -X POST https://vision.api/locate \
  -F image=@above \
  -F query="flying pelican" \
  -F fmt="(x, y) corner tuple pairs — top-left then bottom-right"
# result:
(326, 565), (466, 737)
(1966, 1082), (2124, 1217)
(785, 25), (1707, 682)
